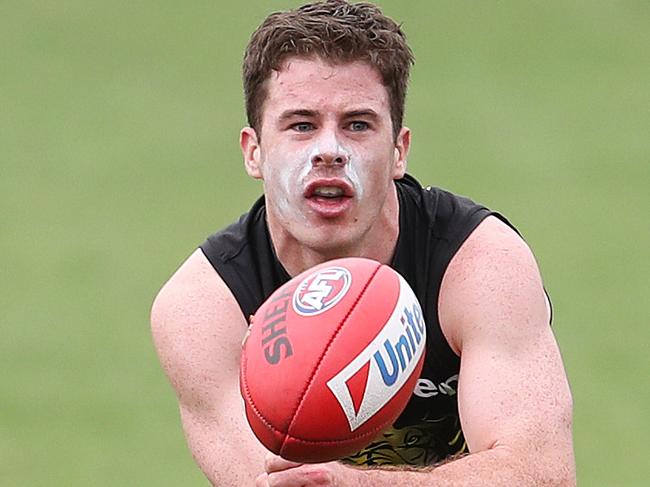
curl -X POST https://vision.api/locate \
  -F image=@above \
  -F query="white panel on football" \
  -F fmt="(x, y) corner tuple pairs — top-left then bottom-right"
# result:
(326, 275), (426, 431)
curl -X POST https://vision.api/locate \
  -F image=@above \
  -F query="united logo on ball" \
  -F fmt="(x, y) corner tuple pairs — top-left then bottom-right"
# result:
(326, 295), (426, 432)
(292, 266), (352, 316)
(240, 257), (426, 463)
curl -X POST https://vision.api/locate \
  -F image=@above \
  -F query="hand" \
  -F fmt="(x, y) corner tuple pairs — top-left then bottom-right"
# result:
(255, 452), (357, 487)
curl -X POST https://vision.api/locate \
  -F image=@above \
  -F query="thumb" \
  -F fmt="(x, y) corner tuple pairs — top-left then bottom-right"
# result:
(264, 452), (303, 473)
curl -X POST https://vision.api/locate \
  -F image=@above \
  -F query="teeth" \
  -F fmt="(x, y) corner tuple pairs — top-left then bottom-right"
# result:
(313, 186), (344, 197)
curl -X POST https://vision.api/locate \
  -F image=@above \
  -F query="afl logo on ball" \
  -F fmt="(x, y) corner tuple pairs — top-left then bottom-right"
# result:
(293, 267), (352, 316)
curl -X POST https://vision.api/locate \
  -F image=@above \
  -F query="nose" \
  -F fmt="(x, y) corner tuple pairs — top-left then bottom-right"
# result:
(310, 132), (349, 167)
(311, 151), (348, 166)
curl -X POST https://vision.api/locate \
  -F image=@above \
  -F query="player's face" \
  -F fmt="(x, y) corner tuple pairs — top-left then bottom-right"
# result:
(241, 56), (409, 257)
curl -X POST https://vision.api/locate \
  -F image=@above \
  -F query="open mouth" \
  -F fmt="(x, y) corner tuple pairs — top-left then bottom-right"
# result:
(303, 179), (354, 217)
(311, 186), (346, 198)
(304, 179), (354, 200)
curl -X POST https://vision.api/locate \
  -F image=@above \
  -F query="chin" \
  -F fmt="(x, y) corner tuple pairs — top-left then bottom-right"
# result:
(300, 229), (359, 257)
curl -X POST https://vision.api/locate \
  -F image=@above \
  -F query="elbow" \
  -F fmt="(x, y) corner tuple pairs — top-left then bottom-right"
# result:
(527, 439), (576, 487)
(546, 455), (576, 487)
(534, 435), (576, 486)
(491, 420), (575, 486)
(550, 466), (576, 487)
(539, 384), (575, 485)
(499, 445), (576, 487)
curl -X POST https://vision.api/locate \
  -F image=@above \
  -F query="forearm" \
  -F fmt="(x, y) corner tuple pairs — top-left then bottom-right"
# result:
(180, 404), (268, 486)
(351, 446), (575, 487)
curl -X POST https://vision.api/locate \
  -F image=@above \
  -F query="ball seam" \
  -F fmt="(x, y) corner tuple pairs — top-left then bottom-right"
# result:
(241, 343), (288, 439)
(281, 262), (384, 451)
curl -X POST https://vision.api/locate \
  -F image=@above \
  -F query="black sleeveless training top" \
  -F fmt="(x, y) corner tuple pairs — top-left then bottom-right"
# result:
(200, 174), (503, 466)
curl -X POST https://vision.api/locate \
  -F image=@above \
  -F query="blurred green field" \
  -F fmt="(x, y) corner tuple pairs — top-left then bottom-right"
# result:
(1, 1), (648, 485)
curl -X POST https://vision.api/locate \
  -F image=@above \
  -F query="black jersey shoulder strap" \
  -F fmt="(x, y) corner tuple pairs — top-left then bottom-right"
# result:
(199, 196), (290, 320)
(391, 175), (494, 367)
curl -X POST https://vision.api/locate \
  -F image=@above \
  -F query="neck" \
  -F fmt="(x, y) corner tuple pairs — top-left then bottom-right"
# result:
(269, 183), (401, 277)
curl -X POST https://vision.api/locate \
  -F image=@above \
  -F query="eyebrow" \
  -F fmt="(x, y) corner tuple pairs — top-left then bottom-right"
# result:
(344, 109), (379, 120)
(277, 108), (379, 122)
(278, 109), (319, 122)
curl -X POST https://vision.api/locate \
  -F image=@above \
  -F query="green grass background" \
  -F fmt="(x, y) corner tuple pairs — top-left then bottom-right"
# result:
(1, 1), (648, 485)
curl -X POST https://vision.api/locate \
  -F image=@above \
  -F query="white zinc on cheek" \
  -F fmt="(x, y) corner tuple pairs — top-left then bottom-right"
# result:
(300, 146), (319, 182)
(275, 147), (313, 225)
(344, 154), (363, 200)
(261, 151), (292, 220)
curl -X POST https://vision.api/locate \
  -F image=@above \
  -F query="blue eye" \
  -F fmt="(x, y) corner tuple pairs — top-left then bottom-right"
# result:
(292, 122), (314, 132)
(350, 121), (369, 131)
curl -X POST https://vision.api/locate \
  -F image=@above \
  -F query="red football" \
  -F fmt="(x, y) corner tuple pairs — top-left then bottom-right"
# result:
(239, 257), (426, 463)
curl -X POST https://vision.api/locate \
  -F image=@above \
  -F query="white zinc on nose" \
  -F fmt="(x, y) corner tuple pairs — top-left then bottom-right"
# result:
(309, 129), (351, 166)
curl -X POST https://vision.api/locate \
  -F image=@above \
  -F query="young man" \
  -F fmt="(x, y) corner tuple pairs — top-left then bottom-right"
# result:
(151, 1), (576, 485)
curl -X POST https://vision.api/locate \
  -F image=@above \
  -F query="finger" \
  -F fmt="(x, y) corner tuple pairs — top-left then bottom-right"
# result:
(264, 452), (303, 473)
(266, 469), (313, 487)
(255, 472), (268, 487)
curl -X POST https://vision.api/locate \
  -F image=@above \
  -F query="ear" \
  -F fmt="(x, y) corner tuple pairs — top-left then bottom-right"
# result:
(392, 127), (411, 179)
(240, 127), (263, 179)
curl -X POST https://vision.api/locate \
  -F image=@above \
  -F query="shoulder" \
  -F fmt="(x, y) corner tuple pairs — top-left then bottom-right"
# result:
(439, 216), (550, 354)
(202, 197), (265, 264)
(151, 249), (244, 336)
(150, 249), (248, 407)
(397, 175), (491, 235)
(150, 250), (270, 483)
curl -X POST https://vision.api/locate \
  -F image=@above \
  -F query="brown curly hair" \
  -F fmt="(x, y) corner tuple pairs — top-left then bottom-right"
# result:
(243, 0), (414, 140)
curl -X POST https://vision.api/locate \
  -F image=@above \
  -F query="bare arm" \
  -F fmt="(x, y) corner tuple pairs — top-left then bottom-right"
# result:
(429, 216), (575, 485)
(151, 249), (268, 486)
(260, 217), (575, 486)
